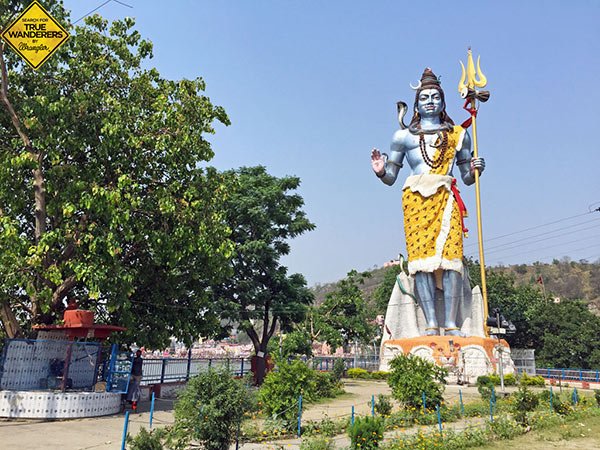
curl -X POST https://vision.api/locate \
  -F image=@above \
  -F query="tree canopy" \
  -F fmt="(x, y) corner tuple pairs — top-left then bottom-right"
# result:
(214, 166), (314, 383)
(306, 270), (377, 352)
(0, 2), (232, 346)
(468, 260), (600, 369)
(370, 264), (404, 316)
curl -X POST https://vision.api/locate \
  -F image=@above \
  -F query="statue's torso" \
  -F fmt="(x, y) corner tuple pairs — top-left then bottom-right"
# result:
(393, 126), (464, 177)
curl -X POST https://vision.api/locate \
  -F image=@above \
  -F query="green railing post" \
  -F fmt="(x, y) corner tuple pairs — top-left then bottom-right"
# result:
(371, 394), (375, 417)
(297, 395), (303, 437)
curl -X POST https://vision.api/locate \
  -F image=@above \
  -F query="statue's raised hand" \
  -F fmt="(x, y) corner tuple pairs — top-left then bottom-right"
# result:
(371, 149), (386, 177)
(470, 157), (485, 176)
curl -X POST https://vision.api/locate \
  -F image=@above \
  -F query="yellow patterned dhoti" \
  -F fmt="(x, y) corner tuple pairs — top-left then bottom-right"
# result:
(403, 175), (463, 275)
(402, 125), (467, 275)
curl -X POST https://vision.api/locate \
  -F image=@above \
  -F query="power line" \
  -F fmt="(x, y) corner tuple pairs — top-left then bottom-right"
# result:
(466, 217), (600, 252)
(465, 210), (596, 247)
(470, 235), (598, 260)
(471, 223), (600, 257)
(73, 0), (133, 24)
(485, 242), (600, 266)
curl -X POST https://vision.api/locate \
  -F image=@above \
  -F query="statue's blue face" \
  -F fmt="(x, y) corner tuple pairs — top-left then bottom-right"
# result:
(417, 88), (443, 118)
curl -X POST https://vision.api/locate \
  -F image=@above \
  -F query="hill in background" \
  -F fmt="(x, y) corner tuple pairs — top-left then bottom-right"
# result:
(312, 258), (600, 314)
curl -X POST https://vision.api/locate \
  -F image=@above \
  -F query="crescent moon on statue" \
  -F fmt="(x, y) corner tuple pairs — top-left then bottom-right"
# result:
(409, 81), (422, 90)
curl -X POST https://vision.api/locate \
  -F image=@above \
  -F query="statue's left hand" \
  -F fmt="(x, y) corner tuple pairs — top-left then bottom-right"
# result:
(470, 157), (485, 175)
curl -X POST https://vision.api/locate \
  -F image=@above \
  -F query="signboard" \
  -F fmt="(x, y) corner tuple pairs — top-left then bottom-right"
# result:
(1, 1), (69, 70)
(106, 344), (132, 394)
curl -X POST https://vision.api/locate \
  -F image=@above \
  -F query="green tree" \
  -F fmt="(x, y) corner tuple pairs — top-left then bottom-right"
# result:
(0, 3), (232, 346)
(214, 166), (314, 384)
(310, 270), (377, 352)
(387, 353), (447, 410)
(528, 300), (600, 369)
(280, 329), (313, 359)
(170, 369), (254, 450)
(258, 358), (318, 430)
(468, 260), (600, 368)
(370, 264), (404, 315)
(467, 260), (544, 349)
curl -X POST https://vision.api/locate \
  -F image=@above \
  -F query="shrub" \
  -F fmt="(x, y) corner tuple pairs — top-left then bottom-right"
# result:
(303, 415), (345, 437)
(520, 373), (545, 387)
(347, 367), (369, 379)
(300, 436), (335, 450)
(476, 376), (495, 400)
(387, 354), (447, 410)
(313, 371), (344, 399)
(170, 369), (253, 450)
(477, 373), (517, 387)
(259, 359), (316, 429)
(331, 358), (345, 381)
(127, 427), (166, 450)
(595, 389), (600, 407)
(413, 410), (438, 425)
(383, 409), (414, 428)
(512, 385), (539, 426)
(348, 416), (384, 449)
(462, 399), (490, 417)
(538, 389), (552, 402)
(374, 394), (393, 416)
(489, 416), (521, 439)
(503, 373), (517, 386)
(389, 428), (490, 450)
(552, 397), (574, 415)
(439, 404), (461, 422)
(476, 375), (492, 385)
(370, 371), (389, 380)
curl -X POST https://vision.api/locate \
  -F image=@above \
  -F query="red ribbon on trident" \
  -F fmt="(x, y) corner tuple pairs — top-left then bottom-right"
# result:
(460, 99), (478, 129)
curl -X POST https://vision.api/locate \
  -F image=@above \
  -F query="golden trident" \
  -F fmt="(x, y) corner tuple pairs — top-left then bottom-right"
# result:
(458, 48), (491, 336)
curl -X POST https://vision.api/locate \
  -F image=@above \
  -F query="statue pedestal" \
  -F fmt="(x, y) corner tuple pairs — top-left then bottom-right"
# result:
(380, 335), (515, 384)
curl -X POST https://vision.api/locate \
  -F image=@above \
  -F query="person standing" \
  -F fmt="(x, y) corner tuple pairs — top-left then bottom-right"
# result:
(127, 349), (143, 412)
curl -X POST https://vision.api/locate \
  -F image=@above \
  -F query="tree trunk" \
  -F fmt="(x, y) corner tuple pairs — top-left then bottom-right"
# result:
(0, 300), (23, 338)
(253, 353), (267, 386)
(248, 329), (269, 386)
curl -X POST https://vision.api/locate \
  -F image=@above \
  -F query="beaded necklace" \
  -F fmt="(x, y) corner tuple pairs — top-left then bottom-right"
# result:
(419, 131), (448, 169)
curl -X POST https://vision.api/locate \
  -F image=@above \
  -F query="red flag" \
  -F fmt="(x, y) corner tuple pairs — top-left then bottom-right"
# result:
(536, 275), (544, 285)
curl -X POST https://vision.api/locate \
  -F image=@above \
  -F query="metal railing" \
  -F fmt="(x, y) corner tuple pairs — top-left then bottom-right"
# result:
(311, 356), (380, 372)
(137, 356), (600, 387)
(537, 367), (600, 383)
(138, 355), (381, 385)
(140, 357), (251, 385)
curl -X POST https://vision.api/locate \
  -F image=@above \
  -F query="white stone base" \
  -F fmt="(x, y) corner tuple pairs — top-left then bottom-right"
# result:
(0, 391), (121, 418)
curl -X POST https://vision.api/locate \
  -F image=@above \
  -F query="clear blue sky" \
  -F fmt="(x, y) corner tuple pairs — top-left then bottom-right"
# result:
(63, 0), (600, 286)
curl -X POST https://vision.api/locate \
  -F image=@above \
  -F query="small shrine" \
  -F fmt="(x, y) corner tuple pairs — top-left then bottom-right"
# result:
(0, 306), (127, 419)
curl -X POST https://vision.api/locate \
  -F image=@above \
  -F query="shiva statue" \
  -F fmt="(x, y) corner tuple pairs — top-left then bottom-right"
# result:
(371, 68), (485, 337)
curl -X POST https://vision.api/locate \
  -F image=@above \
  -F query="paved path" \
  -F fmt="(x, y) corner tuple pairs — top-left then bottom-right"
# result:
(0, 399), (176, 450)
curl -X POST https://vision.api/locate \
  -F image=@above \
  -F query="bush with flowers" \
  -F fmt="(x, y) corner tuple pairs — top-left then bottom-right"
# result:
(348, 416), (384, 449)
